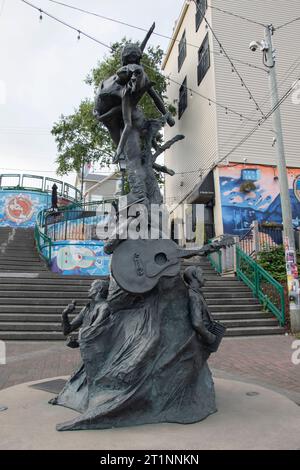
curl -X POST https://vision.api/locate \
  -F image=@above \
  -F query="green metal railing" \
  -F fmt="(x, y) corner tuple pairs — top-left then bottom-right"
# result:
(34, 199), (116, 263)
(236, 246), (285, 326)
(34, 224), (52, 265)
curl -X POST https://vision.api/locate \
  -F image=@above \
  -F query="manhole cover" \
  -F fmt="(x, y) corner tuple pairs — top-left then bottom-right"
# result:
(0, 405), (8, 412)
(246, 391), (260, 397)
(29, 379), (67, 395)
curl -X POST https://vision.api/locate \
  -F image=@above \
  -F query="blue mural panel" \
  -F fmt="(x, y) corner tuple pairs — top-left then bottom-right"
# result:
(0, 190), (51, 227)
(0, 190), (70, 228)
(218, 164), (300, 236)
(50, 240), (111, 276)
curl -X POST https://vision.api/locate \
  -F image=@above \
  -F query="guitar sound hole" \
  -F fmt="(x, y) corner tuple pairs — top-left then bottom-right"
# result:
(155, 252), (168, 265)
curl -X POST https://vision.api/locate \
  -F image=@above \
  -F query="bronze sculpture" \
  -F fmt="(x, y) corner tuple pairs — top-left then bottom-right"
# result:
(50, 23), (228, 431)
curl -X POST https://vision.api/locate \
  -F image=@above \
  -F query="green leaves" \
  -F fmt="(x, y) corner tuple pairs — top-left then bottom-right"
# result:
(257, 246), (300, 284)
(52, 38), (173, 176)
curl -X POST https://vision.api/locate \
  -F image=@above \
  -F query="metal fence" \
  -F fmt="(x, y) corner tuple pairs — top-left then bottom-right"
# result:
(238, 222), (299, 257)
(0, 173), (81, 202)
(37, 199), (115, 242)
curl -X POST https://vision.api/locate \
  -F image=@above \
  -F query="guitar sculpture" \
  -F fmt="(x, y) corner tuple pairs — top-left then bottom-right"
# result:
(111, 235), (234, 294)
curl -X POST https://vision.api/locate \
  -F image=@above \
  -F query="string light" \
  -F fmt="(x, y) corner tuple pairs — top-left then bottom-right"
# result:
(39, 8), (43, 21)
(23, 0), (260, 125)
(77, 30), (81, 40)
(47, 0), (268, 74)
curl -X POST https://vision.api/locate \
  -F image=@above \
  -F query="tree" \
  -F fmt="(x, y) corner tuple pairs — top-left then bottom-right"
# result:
(52, 39), (175, 176)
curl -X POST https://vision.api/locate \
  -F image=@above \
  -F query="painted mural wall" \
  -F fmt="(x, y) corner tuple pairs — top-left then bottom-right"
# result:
(218, 164), (300, 236)
(48, 240), (111, 276)
(0, 190), (69, 228)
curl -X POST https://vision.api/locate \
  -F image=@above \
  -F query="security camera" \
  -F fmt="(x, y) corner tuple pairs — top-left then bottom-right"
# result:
(249, 41), (259, 52)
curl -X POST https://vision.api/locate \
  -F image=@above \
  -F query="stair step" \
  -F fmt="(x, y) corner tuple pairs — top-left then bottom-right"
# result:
(0, 266), (48, 272)
(0, 259), (43, 264)
(0, 298), (87, 305)
(202, 287), (251, 292)
(203, 292), (254, 299)
(221, 318), (279, 328)
(0, 314), (76, 322)
(0, 290), (89, 298)
(204, 281), (245, 287)
(213, 312), (273, 320)
(206, 298), (259, 305)
(0, 322), (62, 332)
(0, 305), (83, 313)
(0, 284), (90, 292)
(0, 331), (64, 340)
(0, 274), (101, 282)
(225, 326), (285, 337)
(209, 304), (263, 312)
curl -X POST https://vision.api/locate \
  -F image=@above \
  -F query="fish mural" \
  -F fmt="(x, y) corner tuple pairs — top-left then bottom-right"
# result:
(0, 190), (70, 227)
(218, 164), (300, 236)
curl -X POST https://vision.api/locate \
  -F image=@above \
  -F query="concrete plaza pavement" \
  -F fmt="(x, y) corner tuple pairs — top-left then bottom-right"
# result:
(0, 336), (299, 402)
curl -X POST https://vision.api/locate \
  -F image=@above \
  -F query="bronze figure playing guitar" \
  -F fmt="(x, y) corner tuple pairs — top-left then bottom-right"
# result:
(111, 235), (235, 294)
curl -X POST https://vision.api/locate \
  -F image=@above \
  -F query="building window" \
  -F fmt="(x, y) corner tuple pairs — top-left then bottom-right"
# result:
(241, 169), (261, 181)
(197, 34), (210, 86)
(178, 77), (188, 119)
(195, 0), (207, 31)
(178, 30), (187, 72)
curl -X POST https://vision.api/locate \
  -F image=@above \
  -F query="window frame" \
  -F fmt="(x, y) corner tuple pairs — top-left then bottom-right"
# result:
(195, 0), (208, 31)
(197, 33), (210, 86)
(178, 30), (187, 72)
(178, 76), (188, 119)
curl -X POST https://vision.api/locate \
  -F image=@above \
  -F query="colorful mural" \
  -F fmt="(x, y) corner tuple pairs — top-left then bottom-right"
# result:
(0, 190), (70, 228)
(218, 164), (300, 236)
(49, 240), (110, 276)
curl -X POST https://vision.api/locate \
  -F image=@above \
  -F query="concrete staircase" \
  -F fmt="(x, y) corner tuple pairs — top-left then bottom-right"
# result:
(0, 227), (95, 340)
(0, 227), (285, 339)
(182, 258), (285, 337)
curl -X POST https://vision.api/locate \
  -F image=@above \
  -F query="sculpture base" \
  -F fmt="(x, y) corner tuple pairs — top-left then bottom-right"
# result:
(50, 275), (217, 431)
(0, 377), (299, 450)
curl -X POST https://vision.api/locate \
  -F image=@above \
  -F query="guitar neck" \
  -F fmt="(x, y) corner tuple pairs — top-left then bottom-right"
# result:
(176, 247), (207, 260)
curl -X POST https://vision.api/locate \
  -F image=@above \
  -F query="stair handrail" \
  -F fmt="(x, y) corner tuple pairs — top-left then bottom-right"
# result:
(34, 222), (52, 265)
(236, 245), (285, 326)
(34, 199), (116, 261)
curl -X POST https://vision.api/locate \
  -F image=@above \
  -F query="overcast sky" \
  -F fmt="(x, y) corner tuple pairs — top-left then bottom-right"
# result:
(0, 0), (184, 184)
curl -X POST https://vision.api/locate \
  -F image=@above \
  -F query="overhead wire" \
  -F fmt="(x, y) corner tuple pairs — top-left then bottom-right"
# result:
(21, 0), (112, 50)
(276, 16), (300, 31)
(207, 3), (267, 28)
(46, 0), (267, 74)
(21, 0), (258, 123)
(20, 1), (300, 184)
(190, 0), (266, 117)
(169, 81), (297, 211)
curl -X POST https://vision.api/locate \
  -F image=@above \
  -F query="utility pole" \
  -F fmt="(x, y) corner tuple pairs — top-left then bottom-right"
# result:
(264, 25), (295, 251)
(251, 25), (300, 332)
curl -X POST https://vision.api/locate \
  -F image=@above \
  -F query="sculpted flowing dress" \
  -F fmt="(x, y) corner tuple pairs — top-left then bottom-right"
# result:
(53, 275), (217, 431)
